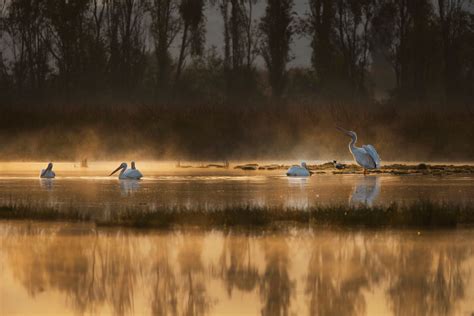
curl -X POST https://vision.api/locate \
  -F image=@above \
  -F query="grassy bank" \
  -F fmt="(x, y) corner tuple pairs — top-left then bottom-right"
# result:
(1, 201), (473, 229)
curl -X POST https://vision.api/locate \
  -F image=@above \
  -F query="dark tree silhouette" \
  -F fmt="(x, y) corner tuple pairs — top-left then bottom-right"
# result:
(211, 0), (260, 100)
(304, 0), (336, 93)
(1, 0), (50, 98)
(373, 0), (438, 101)
(105, 0), (147, 93)
(45, 0), (93, 96)
(259, 0), (295, 97)
(175, 0), (206, 84)
(334, 0), (374, 97)
(147, 0), (181, 93)
(0, 0), (473, 105)
(437, 0), (474, 101)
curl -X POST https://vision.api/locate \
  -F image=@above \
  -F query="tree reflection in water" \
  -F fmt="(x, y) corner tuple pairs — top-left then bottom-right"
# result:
(4, 224), (139, 315)
(386, 237), (470, 316)
(1, 223), (473, 316)
(259, 236), (294, 316)
(218, 230), (259, 296)
(177, 233), (210, 316)
(305, 233), (371, 316)
(148, 234), (178, 316)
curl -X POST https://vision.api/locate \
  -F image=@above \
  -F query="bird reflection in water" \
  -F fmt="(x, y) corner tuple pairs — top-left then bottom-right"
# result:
(349, 176), (381, 206)
(120, 180), (140, 196)
(39, 178), (54, 191)
(285, 176), (310, 209)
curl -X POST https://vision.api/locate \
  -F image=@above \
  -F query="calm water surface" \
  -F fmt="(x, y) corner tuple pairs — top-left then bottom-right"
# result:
(1, 162), (473, 315)
(1, 221), (473, 316)
(0, 162), (472, 212)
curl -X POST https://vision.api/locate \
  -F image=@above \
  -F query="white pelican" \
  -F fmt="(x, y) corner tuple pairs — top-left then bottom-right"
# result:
(337, 127), (381, 175)
(130, 161), (143, 178)
(40, 162), (56, 178)
(110, 162), (143, 180)
(286, 162), (312, 177)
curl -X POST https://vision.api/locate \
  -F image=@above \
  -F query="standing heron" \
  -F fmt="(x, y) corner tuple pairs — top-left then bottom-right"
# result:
(40, 162), (56, 178)
(336, 127), (381, 175)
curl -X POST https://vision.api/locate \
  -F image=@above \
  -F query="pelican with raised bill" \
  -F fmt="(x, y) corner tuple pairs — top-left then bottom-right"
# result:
(40, 162), (56, 178)
(110, 162), (143, 180)
(336, 127), (381, 175)
(286, 162), (312, 177)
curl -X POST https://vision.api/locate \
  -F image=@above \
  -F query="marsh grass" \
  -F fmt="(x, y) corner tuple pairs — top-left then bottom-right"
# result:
(237, 163), (474, 175)
(1, 200), (473, 229)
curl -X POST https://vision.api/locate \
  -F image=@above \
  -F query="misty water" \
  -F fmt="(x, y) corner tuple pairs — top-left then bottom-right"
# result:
(1, 221), (474, 316)
(0, 162), (473, 212)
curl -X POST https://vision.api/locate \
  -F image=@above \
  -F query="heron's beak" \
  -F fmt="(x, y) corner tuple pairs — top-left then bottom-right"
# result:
(109, 165), (122, 176)
(336, 126), (351, 135)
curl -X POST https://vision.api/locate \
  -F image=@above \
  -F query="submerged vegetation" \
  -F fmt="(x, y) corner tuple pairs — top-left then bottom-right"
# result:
(1, 201), (473, 229)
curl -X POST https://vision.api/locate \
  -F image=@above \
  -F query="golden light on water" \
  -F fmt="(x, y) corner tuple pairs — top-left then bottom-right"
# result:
(1, 222), (474, 315)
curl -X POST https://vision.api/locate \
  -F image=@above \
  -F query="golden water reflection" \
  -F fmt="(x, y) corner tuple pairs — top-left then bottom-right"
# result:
(1, 223), (473, 316)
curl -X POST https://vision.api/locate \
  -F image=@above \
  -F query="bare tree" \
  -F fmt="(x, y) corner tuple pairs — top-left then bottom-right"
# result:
(106, 0), (147, 92)
(44, 0), (93, 95)
(301, 0), (336, 92)
(334, 0), (374, 96)
(175, 0), (206, 83)
(147, 0), (181, 92)
(259, 0), (295, 97)
(211, 0), (260, 97)
(373, 0), (435, 101)
(2, 0), (50, 96)
(437, 0), (473, 100)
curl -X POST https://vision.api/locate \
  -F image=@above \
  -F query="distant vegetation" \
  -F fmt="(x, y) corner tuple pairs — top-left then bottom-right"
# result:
(1, 200), (474, 228)
(0, 0), (473, 160)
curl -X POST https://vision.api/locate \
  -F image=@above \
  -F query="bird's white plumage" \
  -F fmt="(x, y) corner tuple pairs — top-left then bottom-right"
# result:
(362, 145), (381, 169)
(286, 162), (311, 177)
(110, 162), (143, 180)
(121, 168), (143, 180)
(40, 170), (56, 178)
(337, 127), (381, 170)
(40, 163), (55, 178)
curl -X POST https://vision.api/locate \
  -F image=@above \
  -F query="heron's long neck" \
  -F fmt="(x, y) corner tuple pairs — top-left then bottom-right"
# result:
(349, 135), (357, 152)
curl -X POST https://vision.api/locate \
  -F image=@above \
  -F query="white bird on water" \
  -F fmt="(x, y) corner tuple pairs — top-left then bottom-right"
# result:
(110, 162), (143, 180)
(40, 162), (56, 178)
(286, 162), (312, 177)
(336, 127), (381, 175)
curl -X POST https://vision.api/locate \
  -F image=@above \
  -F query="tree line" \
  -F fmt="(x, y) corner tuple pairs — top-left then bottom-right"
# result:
(0, 0), (473, 106)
